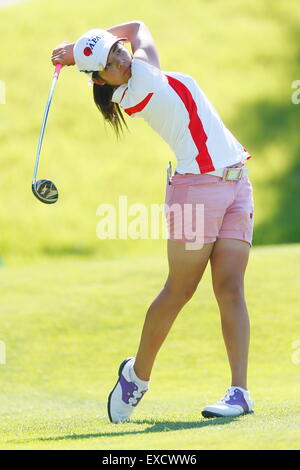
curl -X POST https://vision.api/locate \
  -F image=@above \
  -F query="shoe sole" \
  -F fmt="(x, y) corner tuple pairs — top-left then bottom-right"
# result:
(202, 410), (254, 418)
(107, 357), (134, 423)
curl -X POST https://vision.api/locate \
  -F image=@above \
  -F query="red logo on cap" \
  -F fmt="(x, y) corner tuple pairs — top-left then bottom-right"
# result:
(84, 47), (92, 56)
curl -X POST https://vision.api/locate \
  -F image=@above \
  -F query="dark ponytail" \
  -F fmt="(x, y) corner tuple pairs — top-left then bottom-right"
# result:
(92, 74), (128, 138)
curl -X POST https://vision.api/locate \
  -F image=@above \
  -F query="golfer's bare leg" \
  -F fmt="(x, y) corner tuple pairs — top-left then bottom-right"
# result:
(210, 238), (251, 390)
(134, 240), (215, 381)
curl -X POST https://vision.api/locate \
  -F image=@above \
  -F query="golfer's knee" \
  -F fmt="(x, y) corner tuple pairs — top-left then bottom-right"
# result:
(213, 279), (244, 302)
(163, 282), (197, 304)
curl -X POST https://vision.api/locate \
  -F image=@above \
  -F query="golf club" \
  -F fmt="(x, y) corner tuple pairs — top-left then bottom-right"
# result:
(32, 63), (63, 204)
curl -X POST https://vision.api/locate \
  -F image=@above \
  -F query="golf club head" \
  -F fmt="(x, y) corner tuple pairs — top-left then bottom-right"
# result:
(32, 179), (59, 204)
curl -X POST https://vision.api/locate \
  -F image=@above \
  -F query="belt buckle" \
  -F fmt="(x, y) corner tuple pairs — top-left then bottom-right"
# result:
(225, 168), (243, 181)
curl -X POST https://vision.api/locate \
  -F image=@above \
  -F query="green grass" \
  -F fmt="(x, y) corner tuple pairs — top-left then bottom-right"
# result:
(1, 0), (300, 266)
(0, 244), (300, 450)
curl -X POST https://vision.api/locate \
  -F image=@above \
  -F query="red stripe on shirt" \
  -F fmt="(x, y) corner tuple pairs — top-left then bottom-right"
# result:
(124, 93), (154, 116)
(166, 75), (214, 173)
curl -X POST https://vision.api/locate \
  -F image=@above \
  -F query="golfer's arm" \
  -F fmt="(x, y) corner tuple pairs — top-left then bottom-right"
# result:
(106, 21), (160, 69)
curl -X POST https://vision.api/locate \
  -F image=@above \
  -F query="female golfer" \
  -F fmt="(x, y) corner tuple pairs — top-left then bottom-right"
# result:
(51, 21), (254, 422)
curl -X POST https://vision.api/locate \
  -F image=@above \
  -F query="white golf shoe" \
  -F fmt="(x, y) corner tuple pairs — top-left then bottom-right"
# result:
(107, 357), (149, 423)
(202, 386), (254, 418)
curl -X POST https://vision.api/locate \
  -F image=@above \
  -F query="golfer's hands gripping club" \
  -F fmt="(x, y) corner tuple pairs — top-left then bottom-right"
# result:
(51, 41), (75, 66)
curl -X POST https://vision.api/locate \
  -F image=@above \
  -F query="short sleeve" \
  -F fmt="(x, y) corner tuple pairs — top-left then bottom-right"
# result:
(127, 58), (164, 96)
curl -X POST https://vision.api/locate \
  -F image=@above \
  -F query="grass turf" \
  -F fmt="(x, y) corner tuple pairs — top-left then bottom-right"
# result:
(0, 243), (299, 449)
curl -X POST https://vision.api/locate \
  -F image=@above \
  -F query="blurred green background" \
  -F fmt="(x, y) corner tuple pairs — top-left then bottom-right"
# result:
(1, 0), (300, 451)
(1, 0), (300, 266)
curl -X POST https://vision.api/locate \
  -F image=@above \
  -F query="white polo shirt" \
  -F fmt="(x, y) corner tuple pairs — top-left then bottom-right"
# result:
(112, 58), (251, 174)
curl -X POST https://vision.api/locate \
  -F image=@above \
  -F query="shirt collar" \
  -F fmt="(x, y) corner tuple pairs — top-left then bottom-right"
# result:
(111, 84), (128, 104)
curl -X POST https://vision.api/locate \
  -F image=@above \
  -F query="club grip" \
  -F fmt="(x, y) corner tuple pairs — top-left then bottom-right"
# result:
(54, 63), (63, 78)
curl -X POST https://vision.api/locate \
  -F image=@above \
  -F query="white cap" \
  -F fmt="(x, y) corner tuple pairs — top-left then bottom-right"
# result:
(73, 28), (127, 78)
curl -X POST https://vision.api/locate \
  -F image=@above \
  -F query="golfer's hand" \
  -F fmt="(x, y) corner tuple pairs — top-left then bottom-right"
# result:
(51, 41), (75, 66)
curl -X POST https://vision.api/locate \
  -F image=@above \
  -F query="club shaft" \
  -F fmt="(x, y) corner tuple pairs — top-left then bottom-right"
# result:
(32, 65), (63, 184)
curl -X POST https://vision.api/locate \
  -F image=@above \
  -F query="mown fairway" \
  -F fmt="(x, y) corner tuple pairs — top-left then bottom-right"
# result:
(0, 244), (299, 450)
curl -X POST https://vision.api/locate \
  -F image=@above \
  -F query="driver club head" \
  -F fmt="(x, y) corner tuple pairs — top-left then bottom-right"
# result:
(32, 179), (59, 204)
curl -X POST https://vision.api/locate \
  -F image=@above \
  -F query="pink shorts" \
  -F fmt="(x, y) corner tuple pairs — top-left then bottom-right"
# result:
(164, 162), (254, 247)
